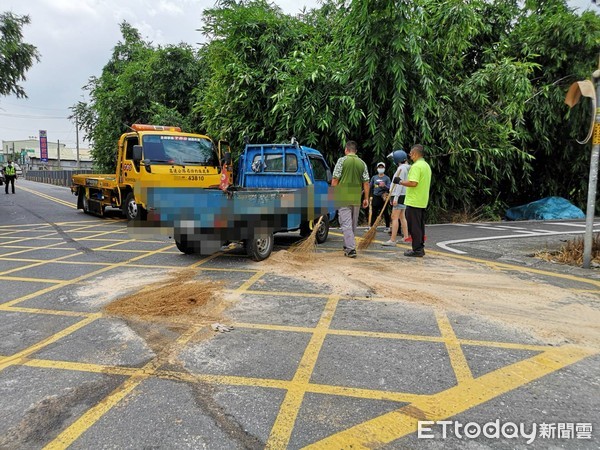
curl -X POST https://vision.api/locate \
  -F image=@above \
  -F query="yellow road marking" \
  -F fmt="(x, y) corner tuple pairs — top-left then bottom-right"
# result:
(233, 288), (329, 299)
(1, 307), (90, 317)
(0, 258), (111, 267)
(235, 270), (266, 291)
(0, 242), (71, 258)
(436, 311), (473, 383)
(0, 220), (90, 229)
(266, 295), (339, 449)
(18, 356), (425, 404)
(24, 358), (139, 377)
(0, 314), (101, 372)
(0, 232), (62, 245)
(0, 249), (82, 277)
(43, 323), (204, 450)
(19, 186), (77, 209)
(0, 276), (64, 284)
(304, 345), (597, 448)
(234, 323), (550, 352)
(0, 244), (175, 309)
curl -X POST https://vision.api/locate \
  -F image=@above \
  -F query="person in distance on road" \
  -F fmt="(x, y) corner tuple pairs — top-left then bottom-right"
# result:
(4, 161), (17, 194)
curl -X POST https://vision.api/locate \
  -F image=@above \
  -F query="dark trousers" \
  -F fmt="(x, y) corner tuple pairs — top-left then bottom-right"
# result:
(370, 195), (390, 227)
(5, 176), (15, 194)
(406, 206), (426, 252)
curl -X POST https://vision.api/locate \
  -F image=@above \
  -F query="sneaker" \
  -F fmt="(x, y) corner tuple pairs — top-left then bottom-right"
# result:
(403, 236), (412, 243)
(403, 249), (425, 257)
(344, 248), (357, 258)
(381, 240), (396, 246)
(383, 227), (390, 233)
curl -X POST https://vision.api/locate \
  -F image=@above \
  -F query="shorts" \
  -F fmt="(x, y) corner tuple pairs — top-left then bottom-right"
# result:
(392, 195), (406, 210)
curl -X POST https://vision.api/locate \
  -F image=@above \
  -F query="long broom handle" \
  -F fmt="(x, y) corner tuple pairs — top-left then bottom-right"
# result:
(372, 182), (396, 224)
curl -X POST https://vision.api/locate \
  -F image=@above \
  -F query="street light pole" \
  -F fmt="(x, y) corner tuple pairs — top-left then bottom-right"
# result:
(76, 116), (80, 169)
(583, 70), (600, 268)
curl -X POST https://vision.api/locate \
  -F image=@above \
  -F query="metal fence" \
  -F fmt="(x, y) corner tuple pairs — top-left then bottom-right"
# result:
(25, 170), (96, 187)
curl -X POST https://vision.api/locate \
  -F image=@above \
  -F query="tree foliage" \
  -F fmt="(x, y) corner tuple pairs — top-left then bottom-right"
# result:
(74, 22), (201, 171)
(76, 0), (600, 217)
(0, 12), (40, 98)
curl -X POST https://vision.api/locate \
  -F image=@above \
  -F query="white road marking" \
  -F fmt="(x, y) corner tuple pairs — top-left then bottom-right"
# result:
(437, 228), (600, 254)
(493, 225), (528, 230)
(546, 222), (600, 228)
(475, 226), (509, 231)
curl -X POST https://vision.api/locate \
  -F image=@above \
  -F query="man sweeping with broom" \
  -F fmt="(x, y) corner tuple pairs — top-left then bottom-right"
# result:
(331, 140), (370, 258)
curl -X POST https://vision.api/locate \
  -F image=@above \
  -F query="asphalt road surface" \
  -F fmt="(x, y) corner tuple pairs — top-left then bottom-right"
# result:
(0, 180), (598, 449)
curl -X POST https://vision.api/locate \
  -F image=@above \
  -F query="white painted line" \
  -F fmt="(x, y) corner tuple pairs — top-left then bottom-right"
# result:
(493, 225), (528, 230)
(452, 224), (471, 227)
(512, 230), (537, 234)
(530, 229), (556, 233)
(475, 226), (511, 231)
(545, 222), (600, 228)
(436, 229), (600, 254)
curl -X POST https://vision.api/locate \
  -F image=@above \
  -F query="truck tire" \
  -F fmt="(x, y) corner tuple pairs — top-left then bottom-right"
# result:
(79, 191), (90, 214)
(300, 215), (329, 244)
(123, 192), (146, 221)
(175, 235), (195, 254)
(246, 233), (274, 261)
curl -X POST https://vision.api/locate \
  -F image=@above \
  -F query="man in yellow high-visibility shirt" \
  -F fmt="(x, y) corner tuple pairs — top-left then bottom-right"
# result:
(396, 144), (431, 257)
(4, 161), (17, 194)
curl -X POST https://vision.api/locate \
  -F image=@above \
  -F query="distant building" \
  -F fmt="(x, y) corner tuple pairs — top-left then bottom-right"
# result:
(1, 139), (93, 170)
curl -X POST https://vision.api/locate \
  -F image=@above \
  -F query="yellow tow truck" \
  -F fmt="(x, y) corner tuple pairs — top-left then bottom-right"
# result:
(71, 124), (231, 219)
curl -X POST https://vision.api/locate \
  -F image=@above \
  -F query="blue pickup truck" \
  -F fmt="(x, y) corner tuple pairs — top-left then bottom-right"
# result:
(132, 142), (337, 261)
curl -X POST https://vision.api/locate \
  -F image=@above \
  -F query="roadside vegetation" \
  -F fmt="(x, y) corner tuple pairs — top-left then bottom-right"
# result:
(0, 12), (40, 98)
(68, 0), (599, 222)
(536, 233), (600, 266)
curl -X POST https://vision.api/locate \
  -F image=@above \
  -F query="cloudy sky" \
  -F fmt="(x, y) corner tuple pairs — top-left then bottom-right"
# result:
(0, 0), (595, 149)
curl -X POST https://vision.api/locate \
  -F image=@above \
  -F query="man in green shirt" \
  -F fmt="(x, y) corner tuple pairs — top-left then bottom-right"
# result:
(331, 141), (370, 258)
(396, 144), (431, 257)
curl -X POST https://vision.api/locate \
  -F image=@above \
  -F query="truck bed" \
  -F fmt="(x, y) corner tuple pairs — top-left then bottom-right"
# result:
(72, 173), (118, 189)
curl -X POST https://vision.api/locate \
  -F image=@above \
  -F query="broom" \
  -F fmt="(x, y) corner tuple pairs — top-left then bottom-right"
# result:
(358, 184), (395, 250)
(290, 215), (324, 258)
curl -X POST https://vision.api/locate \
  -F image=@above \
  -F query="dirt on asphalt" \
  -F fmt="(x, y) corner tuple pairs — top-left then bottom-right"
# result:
(262, 250), (600, 349)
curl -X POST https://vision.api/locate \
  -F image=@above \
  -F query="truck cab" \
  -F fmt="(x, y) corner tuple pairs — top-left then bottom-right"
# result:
(72, 124), (231, 219)
(237, 142), (334, 240)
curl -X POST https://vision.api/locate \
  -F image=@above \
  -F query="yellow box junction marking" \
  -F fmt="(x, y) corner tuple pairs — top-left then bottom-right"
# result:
(41, 266), (267, 450)
(436, 311), (473, 383)
(266, 295), (340, 449)
(304, 345), (596, 448)
(0, 220), (598, 448)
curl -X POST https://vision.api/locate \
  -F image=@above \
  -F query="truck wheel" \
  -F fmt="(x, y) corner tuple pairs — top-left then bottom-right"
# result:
(123, 192), (146, 220)
(79, 191), (90, 214)
(315, 215), (329, 244)
(300, 215), (329, 244)
(246, 233), (274, 261)
(175, 235), (195, 254)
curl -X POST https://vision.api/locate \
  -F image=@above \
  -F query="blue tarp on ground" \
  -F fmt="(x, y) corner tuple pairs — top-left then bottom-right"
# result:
(505, 196), (585, 221)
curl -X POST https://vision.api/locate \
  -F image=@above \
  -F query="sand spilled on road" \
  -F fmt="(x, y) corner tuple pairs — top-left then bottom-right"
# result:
(103, 269), (227, 325)
(262, 250), (600, 348)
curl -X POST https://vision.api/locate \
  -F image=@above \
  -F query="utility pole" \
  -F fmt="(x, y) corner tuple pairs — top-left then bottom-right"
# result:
(57, 139), (61, 170)
(75, 116), (80, 169)
(583, 68), (600, 269)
